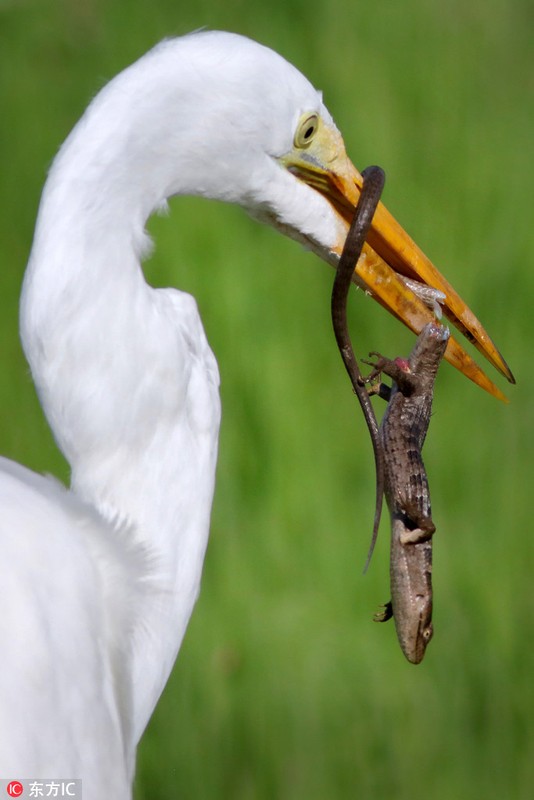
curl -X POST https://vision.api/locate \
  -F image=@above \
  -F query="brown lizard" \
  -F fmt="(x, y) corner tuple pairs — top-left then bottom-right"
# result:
(331, 169), (448, 663)
(366, 322), (449, 663)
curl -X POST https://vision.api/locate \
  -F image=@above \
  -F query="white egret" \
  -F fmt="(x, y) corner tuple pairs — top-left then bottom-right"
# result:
(0, 30), (512, 798)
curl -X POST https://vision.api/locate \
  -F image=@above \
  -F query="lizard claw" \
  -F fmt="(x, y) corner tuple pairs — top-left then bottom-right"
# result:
(362, 352), (387, 377)
(361, 356), (392, 401)
(373, 601), (393, 623)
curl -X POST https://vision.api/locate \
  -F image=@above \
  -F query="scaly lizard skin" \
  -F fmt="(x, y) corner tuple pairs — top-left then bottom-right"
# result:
(368, 322), (449, 664)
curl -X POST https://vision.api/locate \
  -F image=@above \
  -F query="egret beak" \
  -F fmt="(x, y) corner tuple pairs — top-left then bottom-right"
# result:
(284, 124), (515, 401)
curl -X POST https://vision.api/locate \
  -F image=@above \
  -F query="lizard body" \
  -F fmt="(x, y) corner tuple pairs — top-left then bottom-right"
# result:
(370, 322), (449, 663)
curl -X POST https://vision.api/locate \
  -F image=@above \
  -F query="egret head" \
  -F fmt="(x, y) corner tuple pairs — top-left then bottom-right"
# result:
(169, 31), (513, 397)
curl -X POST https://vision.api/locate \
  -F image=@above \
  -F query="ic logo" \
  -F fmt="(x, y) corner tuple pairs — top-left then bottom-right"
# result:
(6, 782), (23, 797)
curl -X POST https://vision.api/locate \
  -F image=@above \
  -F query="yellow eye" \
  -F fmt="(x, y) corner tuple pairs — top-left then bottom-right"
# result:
(294, 113), (320, 149)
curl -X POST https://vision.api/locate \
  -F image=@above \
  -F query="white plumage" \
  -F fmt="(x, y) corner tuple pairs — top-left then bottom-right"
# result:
(0, 28), (508, 799)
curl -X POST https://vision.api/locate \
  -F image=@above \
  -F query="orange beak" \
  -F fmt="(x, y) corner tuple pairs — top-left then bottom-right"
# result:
(285, 122), (514, 401)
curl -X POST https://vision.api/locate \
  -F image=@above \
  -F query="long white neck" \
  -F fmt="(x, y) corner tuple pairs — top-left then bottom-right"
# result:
(20, 76), (221, 746)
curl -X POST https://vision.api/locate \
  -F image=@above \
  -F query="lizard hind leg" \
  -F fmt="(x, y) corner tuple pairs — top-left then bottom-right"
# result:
(399, 526), (434, 545)
(398, 500), (436, 545)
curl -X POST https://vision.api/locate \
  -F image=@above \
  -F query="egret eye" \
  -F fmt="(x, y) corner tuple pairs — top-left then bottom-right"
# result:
(294, 113), (319, 149)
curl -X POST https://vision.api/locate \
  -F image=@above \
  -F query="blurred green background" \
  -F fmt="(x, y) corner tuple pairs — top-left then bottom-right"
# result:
(0, 0), (532, 797)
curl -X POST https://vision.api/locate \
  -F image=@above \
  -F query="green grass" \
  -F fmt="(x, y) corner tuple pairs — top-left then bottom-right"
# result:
(1, 0), (532, 797)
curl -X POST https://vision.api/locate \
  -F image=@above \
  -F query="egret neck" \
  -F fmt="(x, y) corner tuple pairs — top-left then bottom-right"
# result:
(20, 86), (222, 745)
